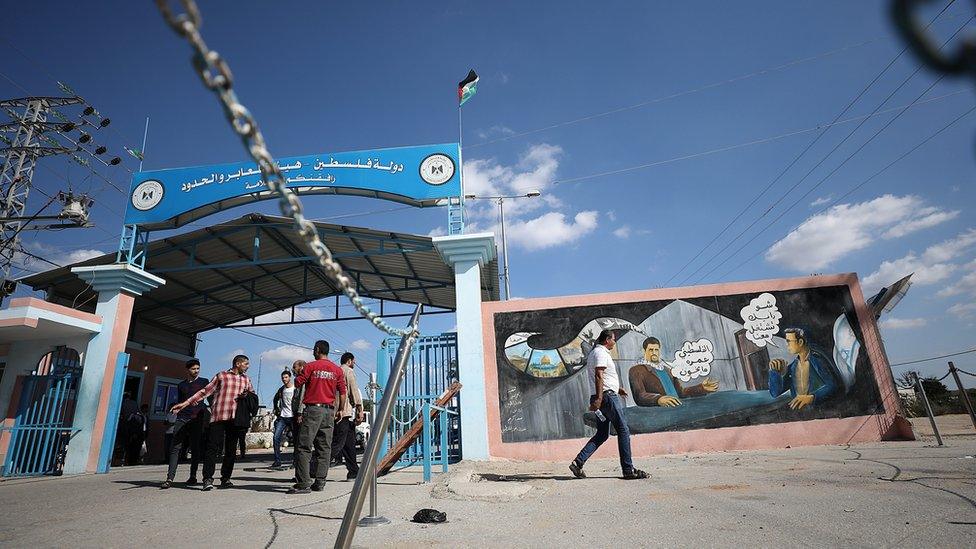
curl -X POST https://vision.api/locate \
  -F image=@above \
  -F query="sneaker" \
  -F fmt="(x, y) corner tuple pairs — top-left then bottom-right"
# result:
(202, 480), (214, 491)
(219, 479), (235, 489)
(569, 461), (586, 479)
(346, 471), (359, 481)
(310, 481), (325, 492)
(288, 486), (311, 494)
(185, 478), (199, 486)
(160, 480), (172, 489)
(271, 461), (282, 468)
(622, 468), (649, 480)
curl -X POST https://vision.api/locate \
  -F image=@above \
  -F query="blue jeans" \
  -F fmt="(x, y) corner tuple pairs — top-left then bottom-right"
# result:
(574, 392), (634, 474)
(272, 416), (294, 464)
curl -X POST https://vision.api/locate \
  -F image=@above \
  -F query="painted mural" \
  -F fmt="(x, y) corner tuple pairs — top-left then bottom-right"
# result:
(493, 284), (883, 443)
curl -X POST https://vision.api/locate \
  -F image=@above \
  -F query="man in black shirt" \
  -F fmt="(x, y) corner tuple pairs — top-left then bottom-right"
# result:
(162, 359), (209, 488)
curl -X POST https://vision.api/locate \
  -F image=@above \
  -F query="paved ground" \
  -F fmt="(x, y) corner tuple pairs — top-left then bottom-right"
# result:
(1, 424), (974, 548)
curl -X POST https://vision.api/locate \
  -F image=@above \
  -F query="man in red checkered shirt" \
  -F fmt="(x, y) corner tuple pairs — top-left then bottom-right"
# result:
(289, 340), (346, 494)
(172, 354), (254, 491)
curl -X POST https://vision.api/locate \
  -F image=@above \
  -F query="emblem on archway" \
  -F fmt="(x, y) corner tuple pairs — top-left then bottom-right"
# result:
(131, 180), (164, 211)
(419, 154), (455, 186)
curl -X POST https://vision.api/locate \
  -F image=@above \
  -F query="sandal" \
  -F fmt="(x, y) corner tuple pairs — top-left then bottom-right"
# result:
(622, 468), (648, 480)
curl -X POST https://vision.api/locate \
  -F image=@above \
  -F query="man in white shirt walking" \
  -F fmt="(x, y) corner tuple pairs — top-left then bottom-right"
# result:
(570, 329), (648, 480)
(271, 370), (296, 469)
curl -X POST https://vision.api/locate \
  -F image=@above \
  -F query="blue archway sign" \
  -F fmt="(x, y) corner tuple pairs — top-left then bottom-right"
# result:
(123, 143), (461, 230)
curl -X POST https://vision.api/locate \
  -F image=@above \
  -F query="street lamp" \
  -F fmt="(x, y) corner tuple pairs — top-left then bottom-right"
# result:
(463, 190), (542, 300)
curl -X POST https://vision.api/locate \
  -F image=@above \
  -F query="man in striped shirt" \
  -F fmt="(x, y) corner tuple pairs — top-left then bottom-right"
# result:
(171, 354), (255, 491)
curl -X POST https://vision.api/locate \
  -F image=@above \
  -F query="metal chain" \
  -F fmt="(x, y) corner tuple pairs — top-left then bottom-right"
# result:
(154, 0), (413, 337)
(892, 0), (976, 78)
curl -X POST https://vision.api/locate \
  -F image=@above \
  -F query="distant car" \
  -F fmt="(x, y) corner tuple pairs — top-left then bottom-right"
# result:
(355, 412), (371, 451)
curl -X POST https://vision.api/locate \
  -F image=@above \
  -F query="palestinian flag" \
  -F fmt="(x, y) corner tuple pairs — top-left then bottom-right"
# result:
(124, 146), (144, 161)
(458, 69), (479, 106)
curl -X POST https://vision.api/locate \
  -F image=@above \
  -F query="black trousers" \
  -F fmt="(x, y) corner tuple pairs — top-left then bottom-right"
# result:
(333, 417), (360, 475)
(203, 420), (242, 482)
(166, 416), (205, 481)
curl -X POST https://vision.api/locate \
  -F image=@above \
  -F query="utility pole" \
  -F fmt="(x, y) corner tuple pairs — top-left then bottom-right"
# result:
(464, 190), (541, 300)
(0, 91), (123, 303)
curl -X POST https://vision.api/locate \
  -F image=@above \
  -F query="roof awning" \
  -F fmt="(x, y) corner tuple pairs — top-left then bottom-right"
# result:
(23, 213), (499, 343)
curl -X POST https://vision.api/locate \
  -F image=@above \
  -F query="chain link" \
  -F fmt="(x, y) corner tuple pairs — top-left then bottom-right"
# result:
(892, 0), (976, 77)
(153, 0), (415, 337)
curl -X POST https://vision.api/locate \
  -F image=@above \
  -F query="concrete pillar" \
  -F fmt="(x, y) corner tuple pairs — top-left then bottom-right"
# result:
(63, 264), (164, 474)
(432, 233), (496, 460)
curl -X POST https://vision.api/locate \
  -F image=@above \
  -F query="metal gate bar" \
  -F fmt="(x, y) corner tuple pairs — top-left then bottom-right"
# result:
(378, 332), (460, 467)
(2, 375), (78, 477)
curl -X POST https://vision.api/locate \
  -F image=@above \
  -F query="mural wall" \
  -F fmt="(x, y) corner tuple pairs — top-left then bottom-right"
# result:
(492, 283), (884, 444)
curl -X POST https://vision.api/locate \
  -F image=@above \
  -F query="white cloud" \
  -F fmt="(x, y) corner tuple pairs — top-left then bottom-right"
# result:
(882, 207), (959, 239)
(221, 348), (247, 362)
(766, 195), (958, 272)
(880, 317), (927, 330)
(460, 144), (600, 252)
(948, 302), (976, 319)
(504, 211), (598, 251)
(613, 226), (631, 239)
(463, 143), (561, 219)
(476, 125), (515, 140)
(232, 307), (325, 326)
(938, 270), (976, 298)
(350, 338), (372, 351)
(810, 195), (832, 207)
(61, 249), (104, 264)
(260, 345), (312, 366)
(607, 210), (617, 222)
(428, 226), (447, 237)
(862, 228), (976, 293)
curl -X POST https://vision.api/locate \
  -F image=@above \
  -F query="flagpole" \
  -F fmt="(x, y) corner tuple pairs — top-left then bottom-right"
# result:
(138, 117), (150, 172)
(458, 101), (464, 201)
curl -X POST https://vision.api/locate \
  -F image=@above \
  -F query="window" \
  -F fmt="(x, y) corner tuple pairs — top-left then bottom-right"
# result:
(152, 378), (181, 418)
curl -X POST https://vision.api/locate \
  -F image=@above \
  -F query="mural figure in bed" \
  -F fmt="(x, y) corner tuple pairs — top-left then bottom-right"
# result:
(628, 336), (719, 407)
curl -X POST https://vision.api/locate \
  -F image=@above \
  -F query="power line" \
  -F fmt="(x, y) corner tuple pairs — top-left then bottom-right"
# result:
(678, 7), (970, 286)
(467, 37), (884, 149)
(691, 17), (975, 284)
(715, 102), (976, 280)
(890, 347), (976, 367)
(662, 19), (943, 287)
(504, 87), (969, 196)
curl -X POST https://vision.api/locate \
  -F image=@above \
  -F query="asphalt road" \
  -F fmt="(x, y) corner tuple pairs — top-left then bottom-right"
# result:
(0, 434), (973, 548)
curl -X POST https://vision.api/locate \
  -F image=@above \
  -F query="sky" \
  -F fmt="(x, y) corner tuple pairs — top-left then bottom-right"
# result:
(3, 1), (975, 403)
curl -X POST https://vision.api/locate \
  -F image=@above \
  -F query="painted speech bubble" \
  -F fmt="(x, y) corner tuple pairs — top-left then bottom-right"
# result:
(671, 338), (714, 382)
(740, 292), (782, 348)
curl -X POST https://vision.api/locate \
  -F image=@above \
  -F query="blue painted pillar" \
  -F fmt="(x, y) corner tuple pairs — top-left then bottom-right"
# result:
(64, 264), (164, 475)
(432, 233), (496, 461)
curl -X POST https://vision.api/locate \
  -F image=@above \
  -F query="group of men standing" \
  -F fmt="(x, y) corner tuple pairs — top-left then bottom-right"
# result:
(164, 340), (364, 494)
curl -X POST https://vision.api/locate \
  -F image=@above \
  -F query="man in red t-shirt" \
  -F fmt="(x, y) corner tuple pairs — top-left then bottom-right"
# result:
(289, 340), (346, 494)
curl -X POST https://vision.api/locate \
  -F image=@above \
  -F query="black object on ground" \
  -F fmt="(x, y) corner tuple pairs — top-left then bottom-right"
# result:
(412, 508), (447, 524)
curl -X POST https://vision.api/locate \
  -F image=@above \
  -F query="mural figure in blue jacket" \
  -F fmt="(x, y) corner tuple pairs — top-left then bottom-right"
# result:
(768, 327), (840, 410)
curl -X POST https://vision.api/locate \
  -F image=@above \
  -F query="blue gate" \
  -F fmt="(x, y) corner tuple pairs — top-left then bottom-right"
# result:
(377, 332), (461, 472)
(2, 375), (79, 477)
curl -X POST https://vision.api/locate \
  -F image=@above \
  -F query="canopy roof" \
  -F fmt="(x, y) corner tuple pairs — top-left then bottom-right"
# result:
(24, 213), (498, 354)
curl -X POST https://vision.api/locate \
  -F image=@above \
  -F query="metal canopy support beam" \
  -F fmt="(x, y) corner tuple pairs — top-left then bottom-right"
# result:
(240, 306), (452, 327)
(136, 262), (309, 315)
(340, 225), (407, 304)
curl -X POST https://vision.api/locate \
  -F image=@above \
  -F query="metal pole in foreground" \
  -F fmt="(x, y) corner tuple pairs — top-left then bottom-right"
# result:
(914, 373), (943, 446)
(335, 305), (422, 549)
(947, 361), (976, 431)
(360, 372), (385, 525)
